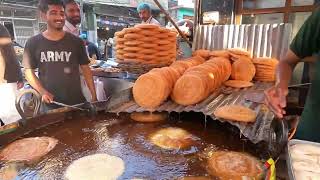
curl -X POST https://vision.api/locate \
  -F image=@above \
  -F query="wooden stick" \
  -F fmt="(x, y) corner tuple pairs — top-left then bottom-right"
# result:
(152, 0), (193, 47)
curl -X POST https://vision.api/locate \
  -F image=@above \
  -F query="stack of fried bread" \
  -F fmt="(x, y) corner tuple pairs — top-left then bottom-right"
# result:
(133, 56), (205, 109)
(171, 57), (231, 105)
(115, 24), (177, 65)
(253, 58), (278, 82)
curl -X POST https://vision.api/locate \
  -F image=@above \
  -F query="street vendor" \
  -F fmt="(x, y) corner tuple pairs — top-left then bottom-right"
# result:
(63, 0), (80, 36)
(23, 0), (97, 111)
(137, 3), (160, 26)
(265, 8), (320, 142)
(0, 24), (24, 125)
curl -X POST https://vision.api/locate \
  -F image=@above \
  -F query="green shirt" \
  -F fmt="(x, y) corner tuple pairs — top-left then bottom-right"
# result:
(290, 8), (320, 142)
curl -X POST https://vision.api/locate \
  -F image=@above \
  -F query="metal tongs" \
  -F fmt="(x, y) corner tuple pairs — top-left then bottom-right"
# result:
(51, 101), (88, 111)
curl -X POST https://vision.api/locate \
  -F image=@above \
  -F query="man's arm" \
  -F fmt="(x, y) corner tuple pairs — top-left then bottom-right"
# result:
(265, 9), (320, 118)
(80, 65), (97, 102)
(25, 69), (53, 103)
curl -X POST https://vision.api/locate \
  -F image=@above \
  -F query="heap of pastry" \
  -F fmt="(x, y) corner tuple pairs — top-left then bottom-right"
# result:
(171, 57), (231, 105)
(115, 24), (177, 65)
(253, 58), (278, 82)
(133, 56), (205, 109)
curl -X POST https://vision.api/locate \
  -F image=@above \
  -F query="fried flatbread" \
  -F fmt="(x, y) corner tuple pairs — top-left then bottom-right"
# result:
(0, 137), (58, 162)
(130, 112), (167, 123)
(214, 105), (257, 122)
(207, 151), (263, 179)
(149, 127), (197, 149)
(64, 154), (124, 180)
(224, 80), (254, 88)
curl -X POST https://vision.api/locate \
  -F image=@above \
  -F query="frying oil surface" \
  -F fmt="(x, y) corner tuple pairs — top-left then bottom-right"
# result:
(0, 112), (265, 180)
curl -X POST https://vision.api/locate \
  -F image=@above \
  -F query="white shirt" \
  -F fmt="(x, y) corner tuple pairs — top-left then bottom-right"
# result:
(63, 20), (80, 36)
(142, 16), (161, 26)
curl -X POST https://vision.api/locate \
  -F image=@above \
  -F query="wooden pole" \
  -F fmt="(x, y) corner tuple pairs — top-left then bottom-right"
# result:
(153, 0), (193, 47)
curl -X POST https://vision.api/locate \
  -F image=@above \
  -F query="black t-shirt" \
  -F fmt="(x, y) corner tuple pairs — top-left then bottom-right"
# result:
(23, 32), (89, 105)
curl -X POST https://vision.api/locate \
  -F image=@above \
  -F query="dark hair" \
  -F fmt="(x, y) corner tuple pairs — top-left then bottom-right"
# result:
(38, 0), (64, 13)
(62, 0), (78, 7)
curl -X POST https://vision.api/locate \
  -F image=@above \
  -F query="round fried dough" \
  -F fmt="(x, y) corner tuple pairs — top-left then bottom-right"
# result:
(149, 127), (196, 149)
(130, 112), (167, 123)
(158, 40), (171, 45)
(207, 151), (262, 179)
(141, 37), (159, 42)
(192, 49), (210, 59)
(224, 80), (254, 88)
(209, 50), (230, 58)
(124, 33), (144, 40)
(155, 33), (169, 39)
(123, 47), (142, 52)
(228, 48), (251, 57)
(138, 30), (161, 36)
(65, 154), (124, 180)
(0, 137), (58, 162)
(214, 105), (257, 122)
(123, 27), (141, 33)
(133, 73), (170, 108)
(124, 41), (143, 46)
(231, 59), (256, 81)
(171, 73), (210, 105)
(139, 43), (158, 48)
(156, 44), (174, 51)
(140, 49), (158, 55)
(135, 24), (160, 29)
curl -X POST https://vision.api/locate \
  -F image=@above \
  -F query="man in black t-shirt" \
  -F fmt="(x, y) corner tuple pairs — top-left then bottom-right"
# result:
(23, 0), (97, 110)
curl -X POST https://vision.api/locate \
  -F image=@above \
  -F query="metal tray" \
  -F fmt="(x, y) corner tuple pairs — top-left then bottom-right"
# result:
(286, 139), (320, 180)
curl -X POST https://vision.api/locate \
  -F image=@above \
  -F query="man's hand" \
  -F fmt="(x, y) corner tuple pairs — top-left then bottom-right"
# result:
(41, 90), (54, 104)
(17, 81), (24, 89)
(264, 85), (288, 118)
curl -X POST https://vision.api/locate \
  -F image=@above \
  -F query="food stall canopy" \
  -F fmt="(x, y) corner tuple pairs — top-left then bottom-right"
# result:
(193, 23), (292, 60)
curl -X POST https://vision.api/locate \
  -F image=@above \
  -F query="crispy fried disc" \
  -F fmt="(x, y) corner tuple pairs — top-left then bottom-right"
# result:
(124, 33), (144, 40)
(123, 27), (141, 33)
(123, 47), (142, 52)
(139, 43), (158, 48)
(207, 151), (263, 179)
(135, 24), (160, 29)
(224, 80), (254, 88)
(214, 105), (257, 122)
(116, 38), (125, 43)
(138, 30), (161, 36)
(130, 112), (168, 123)
(124, 41), (144, 46)
(149, 127), (197, 149)
(0, 137), (58, 162)
(156, 44), (174, 51)
(158, 40), (172, 45)
(141, 37), (159, 42)
(228, 48), (251, 57)
(192, 49), (210, 59)
(140, 49), (158, 55)
(65, 154), (124, 180)
(209, 50), (230, 58)
(231, 59), (256, 81)
(133, 72), (170, 108)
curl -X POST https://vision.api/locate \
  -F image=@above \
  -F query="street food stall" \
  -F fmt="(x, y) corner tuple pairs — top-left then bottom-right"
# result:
(1, 0), (319, 180)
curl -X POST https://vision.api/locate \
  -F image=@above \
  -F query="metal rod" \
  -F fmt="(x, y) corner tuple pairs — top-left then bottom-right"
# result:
(152, 0), (193, 47)
(51, 101), (88, 111)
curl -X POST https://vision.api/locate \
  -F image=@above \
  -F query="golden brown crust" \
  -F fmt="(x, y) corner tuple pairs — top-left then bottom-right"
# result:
(130, 112), (168, 123)
(207, 151), (263, 179)
(214, 105), (257, 122)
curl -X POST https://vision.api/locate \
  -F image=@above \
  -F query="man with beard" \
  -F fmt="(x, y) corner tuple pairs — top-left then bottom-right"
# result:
(23, 0), (97, 111)
(0, 24), (23, 125)
(63, 0), (81, 36)
(137, 3), (160, 25)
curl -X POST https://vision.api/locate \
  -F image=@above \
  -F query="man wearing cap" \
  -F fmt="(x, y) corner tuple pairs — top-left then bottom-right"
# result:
(0, 24), (23, 125)
(137, 3), (160, 25)
(63, 0), (81, 36)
